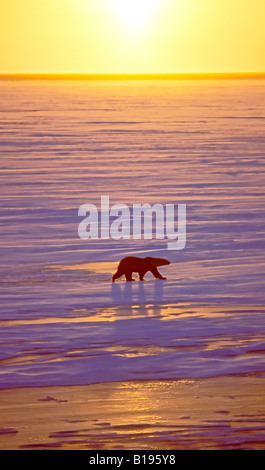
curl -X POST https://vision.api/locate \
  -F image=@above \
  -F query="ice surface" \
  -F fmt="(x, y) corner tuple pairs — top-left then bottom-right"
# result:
(0, 79), (265, 388)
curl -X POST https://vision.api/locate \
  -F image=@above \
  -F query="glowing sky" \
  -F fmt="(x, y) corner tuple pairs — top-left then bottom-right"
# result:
(0, 0), (265, 73)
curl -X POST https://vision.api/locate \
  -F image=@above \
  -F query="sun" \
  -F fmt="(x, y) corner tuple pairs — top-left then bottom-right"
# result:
(112, 0), (160, 34)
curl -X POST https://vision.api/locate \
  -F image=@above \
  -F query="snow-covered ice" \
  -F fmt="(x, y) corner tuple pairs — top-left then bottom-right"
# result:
(0, 79), (265, 388)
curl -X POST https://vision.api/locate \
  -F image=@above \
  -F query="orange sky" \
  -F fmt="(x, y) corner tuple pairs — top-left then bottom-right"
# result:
(0, 0), (265, 74)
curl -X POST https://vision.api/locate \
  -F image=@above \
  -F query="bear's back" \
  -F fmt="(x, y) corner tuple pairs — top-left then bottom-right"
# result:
(118, 256), (150, 272)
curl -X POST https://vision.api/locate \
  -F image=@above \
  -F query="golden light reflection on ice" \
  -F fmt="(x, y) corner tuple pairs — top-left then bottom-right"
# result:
(0, 303), (263, 327)
(1, 376), (265, 450)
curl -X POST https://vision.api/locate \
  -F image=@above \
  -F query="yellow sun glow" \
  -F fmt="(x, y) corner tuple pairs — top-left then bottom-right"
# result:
(0, 0), (265, 74)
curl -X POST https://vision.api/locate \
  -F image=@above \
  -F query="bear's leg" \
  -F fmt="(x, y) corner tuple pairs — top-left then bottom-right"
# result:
(139, 270), (147, 281)
(112, 270), (123, 282)
(125, 271), (135, 282)
(150, 267), (166, 280)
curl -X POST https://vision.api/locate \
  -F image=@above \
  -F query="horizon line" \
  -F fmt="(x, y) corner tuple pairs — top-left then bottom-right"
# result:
(1, 72), (265, 81)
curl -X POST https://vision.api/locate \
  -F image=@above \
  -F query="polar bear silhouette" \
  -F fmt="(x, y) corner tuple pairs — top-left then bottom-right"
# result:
(112, 256), (171, 282)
